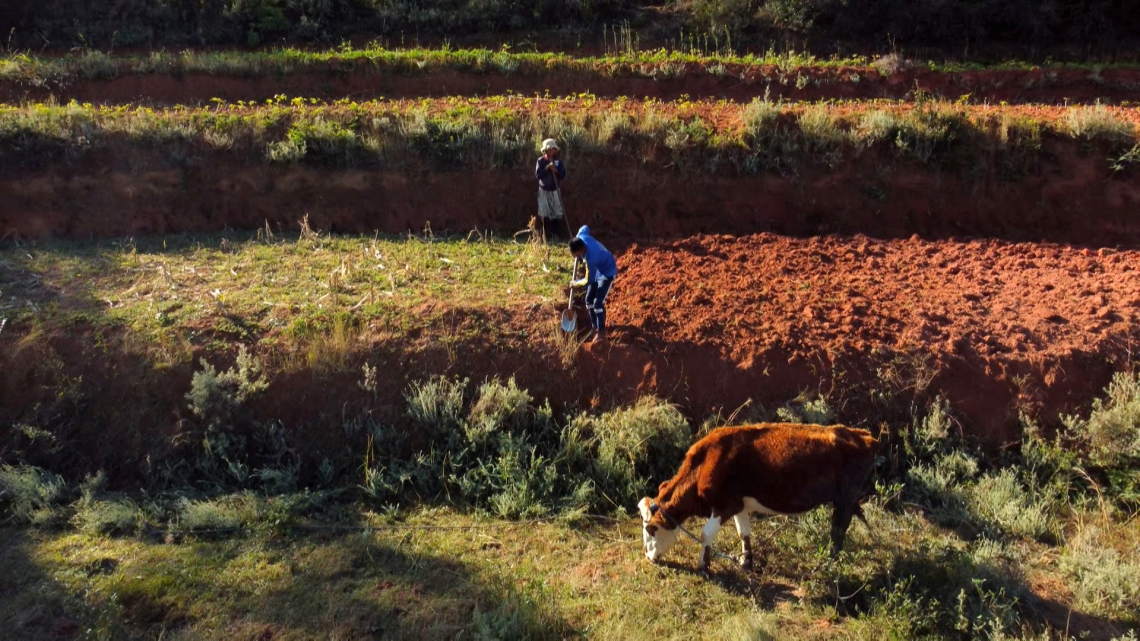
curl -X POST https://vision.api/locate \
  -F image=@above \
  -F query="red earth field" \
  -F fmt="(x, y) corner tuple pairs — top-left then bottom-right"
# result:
(5, 63), (1140, 106)
(583, 233), (1140, 443)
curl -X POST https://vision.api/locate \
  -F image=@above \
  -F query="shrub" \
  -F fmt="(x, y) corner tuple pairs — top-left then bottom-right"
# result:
(882, 538), (1023, 637)
(798, 104), (850, 167)
(1060, 524), (1140, 620)
(281, 117), (367, 166)
(1066, 371), (1140, 467)
(0, 464), (67, 526)
(968, 469), (1052, 539)
(186, 345), (269, 430)
(689, 0), (755, 35)
(589, 397), (693, 505)
(742, 95), (799, 173)
(757, 0), (825, 32)
(1066, 105), (1136, 143)
(903, 396), (955, 460)
(856, 110), (900, 149)
(774, 392), (835, 425)
(405, 375), (468, 442)
(1064, 371), (1140, 509)
(894, 99), (967, 163)
(467, 377), (536, 439)
(72, 498), (143, 535)
(903, 399), (1057, 540)
(185, 346), (270, 487)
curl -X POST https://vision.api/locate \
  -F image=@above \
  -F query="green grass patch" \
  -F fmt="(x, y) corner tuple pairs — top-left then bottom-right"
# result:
(0, 230), (566, 364)
(2, 498), (1138, 639)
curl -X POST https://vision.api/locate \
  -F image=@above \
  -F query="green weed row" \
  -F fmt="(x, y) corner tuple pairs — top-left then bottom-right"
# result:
(0, 45), (865, 85)
(2, 96), (1138, 174)
(4, 44), (1140, 88)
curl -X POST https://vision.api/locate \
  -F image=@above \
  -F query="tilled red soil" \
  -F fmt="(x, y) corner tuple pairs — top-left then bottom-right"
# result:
(583, 234), (1140, 441)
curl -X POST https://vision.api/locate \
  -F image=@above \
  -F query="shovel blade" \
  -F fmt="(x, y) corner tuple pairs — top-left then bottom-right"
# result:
(560, 309), (577, 332)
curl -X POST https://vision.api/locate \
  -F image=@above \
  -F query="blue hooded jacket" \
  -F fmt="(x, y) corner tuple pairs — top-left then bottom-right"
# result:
(575, 225), (618, 280)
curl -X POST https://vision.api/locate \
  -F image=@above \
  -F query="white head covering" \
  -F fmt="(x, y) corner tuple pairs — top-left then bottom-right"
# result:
(541, 138), (559, 152)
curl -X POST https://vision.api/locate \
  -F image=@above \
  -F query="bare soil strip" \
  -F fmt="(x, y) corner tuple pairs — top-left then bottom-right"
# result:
(4, 140), (1138, 247)
(605, 233), (1140, 441)
(5, 64), (1140, 106)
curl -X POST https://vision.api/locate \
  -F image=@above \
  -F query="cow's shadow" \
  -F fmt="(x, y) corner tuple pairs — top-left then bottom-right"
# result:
(665, 535), (1136, 641)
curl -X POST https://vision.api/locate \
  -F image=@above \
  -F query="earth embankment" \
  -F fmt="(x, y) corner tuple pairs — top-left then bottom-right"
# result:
(5, 64), (1140, 106)
(3, 140), (1139, 247)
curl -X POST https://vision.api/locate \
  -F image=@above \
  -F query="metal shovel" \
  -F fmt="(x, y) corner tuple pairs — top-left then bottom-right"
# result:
(561, 257), (580, 332)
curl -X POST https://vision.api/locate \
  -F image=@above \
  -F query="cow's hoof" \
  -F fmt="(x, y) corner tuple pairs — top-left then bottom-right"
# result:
(740, 555), (753, 570)
(697, 563), (709, 574)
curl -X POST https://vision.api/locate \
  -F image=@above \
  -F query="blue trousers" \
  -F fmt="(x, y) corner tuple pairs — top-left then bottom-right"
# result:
(585, 276), (613, 333)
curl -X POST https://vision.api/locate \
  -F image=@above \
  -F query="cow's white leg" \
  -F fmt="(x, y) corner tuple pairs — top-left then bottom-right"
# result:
(733, 512), (753, 569)
(698, 515), (722, 571)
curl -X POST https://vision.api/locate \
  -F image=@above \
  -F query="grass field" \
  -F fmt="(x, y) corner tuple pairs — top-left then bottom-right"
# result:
(3, 433), (1140, 640)
(1, 230), (566, 366)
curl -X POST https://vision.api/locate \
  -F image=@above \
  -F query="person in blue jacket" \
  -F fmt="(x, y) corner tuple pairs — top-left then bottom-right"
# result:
(568, 225), (618, 343)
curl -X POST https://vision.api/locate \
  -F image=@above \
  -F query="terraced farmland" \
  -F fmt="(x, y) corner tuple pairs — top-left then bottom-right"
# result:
(1, 42), (1139, 640)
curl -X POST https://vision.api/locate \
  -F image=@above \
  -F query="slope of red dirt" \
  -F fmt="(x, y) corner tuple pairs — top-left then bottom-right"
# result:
(4, 139), (1140, 247)
(4, 64), (1140, 106)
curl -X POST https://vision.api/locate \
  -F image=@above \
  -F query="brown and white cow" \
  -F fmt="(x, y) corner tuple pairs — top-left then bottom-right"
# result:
(638, 423), (877, 571)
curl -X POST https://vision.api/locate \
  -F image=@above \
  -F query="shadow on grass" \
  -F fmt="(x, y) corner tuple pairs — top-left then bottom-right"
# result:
(0, 525), (574, 641)
(0, 528), (94, 640)
(249, 531), (573, 640)
(647, 511), (1135, 641)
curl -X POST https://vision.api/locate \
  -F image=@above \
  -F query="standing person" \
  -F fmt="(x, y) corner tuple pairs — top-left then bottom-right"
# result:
(569, 225), (617, 343)
(535, 138), (568, 240)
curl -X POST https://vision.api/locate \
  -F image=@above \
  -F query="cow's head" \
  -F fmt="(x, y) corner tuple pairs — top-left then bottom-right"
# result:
(638, 497), (679, 562)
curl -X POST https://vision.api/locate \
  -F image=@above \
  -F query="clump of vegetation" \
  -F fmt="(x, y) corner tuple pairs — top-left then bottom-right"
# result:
(0, 464), (67, 527)
(901, 398), (1058, 541)
(1066, 104), (1136, 142)
(363, 376), (691, 517)
(1063, 370), (1140, 509)
(185, 345), (272, 488)
(774, 392), (835, 424)
(1060, 523), (1140, 620)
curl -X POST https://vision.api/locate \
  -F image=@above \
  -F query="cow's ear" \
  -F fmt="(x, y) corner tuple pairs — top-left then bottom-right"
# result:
(637, 497), (653, 521)
(646, 524), (658, 537)
(658, 480), (670, 495)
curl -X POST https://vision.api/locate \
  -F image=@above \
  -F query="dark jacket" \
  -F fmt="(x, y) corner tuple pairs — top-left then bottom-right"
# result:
(535, 157), (566, 191)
